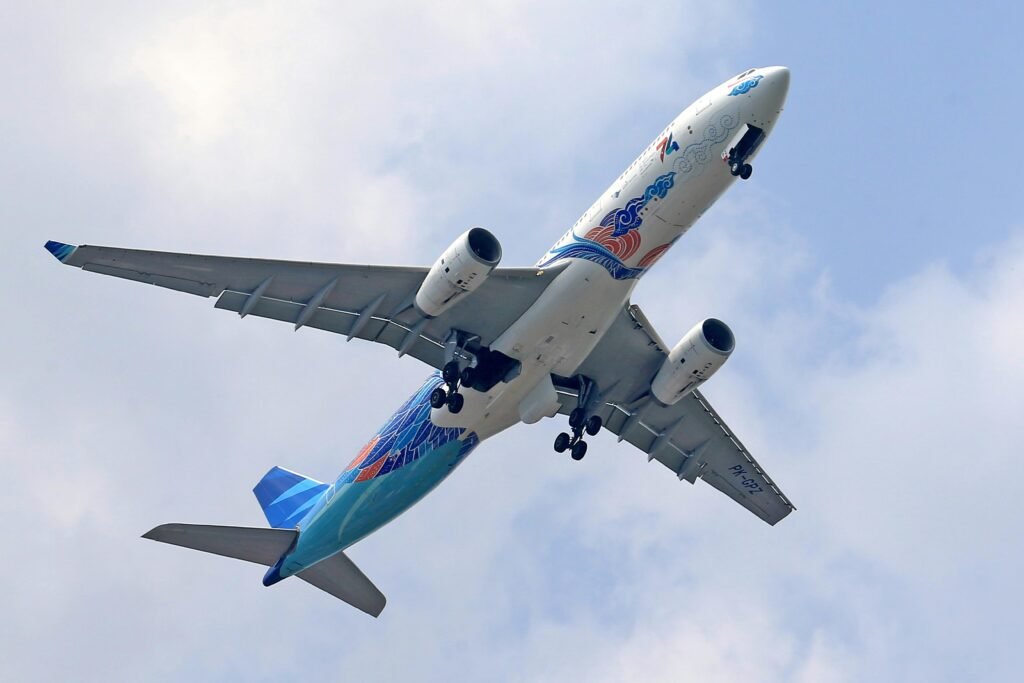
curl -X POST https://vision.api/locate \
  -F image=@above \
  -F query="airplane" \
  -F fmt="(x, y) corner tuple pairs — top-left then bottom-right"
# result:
(44, 66), (794, 617)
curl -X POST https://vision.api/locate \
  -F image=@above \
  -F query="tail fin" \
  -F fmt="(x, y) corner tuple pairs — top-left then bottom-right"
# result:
(143, 523), (386, 616)
(253, 466), (329, 529)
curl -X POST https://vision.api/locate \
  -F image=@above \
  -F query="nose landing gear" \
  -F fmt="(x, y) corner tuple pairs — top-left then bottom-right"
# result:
(729, 160), (753, 180)
(725, 123), (764, 181)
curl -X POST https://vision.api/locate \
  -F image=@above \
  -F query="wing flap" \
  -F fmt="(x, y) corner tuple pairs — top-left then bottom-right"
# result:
(214, 290), (446, 367)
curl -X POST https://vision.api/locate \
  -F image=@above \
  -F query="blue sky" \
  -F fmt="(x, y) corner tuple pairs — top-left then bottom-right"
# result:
(2, 2), (1023, 681)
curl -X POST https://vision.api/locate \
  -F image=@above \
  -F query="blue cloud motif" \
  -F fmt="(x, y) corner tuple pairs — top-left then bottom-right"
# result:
(671, 113), (740, 177)
(604, 172), (676, 237)
(603, 197), (645, 237)
(728, 74), (763, 96)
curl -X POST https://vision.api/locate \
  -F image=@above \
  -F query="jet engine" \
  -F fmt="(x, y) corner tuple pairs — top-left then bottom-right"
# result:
(650, 318), (735, 405)
(414, 227), (502, 318)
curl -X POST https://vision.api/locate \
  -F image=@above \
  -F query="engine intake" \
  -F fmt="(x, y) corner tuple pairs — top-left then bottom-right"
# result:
(650, 318), (735, 405)
(415, 228), (502, 318)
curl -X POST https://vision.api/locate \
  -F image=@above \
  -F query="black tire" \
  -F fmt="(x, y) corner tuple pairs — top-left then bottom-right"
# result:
(447, 392), (464, 414)
(585, 415), (602, 436)
(460, 366), (476, 388)
(730, 161), (742, 177)
(569, 408), (586, 430)
(740, 163), (752, 180)
(554, 432), (571, 453)
(442, 361), (460, 384)
(571, 440), (588, 461)
(429, 386), (447, 409)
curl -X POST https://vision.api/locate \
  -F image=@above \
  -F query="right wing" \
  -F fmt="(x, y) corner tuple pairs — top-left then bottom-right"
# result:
(45, 240), (561, 371)
(555, 302), (795, 525)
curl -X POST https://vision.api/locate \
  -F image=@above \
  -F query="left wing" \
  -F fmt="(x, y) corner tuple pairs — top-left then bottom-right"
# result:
(555, 303), (795, 525)
(44, 240), (561, 371)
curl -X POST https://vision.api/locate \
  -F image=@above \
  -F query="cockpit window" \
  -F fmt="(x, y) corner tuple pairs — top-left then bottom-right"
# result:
(735, 68), (756, 79)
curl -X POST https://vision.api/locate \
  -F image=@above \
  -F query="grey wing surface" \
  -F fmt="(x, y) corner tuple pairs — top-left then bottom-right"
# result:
(555, 302), (795, 525)
(45, 241), (560, 370)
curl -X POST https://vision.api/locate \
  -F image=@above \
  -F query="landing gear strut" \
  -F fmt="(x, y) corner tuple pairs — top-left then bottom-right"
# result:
(432, 330), (483, 415)
(432, 328), (522, 416)
(553, 376), (603, 460)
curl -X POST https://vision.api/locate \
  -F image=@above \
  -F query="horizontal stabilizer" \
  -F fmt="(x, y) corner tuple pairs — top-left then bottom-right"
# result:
(298, 551), (387, 617)
(144, 524), (387, 616)
(142, 523), (297, 566)
(253, 466), (329, 529)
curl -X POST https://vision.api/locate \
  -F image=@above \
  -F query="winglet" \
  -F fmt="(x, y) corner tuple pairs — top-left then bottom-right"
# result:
(44, 240), (77, 263)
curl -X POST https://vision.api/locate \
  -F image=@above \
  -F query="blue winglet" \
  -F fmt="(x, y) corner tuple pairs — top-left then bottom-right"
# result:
(44, 240), (77, 263)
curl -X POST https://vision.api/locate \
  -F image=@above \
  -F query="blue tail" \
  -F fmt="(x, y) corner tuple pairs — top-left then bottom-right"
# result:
(253, 466), (329, 529)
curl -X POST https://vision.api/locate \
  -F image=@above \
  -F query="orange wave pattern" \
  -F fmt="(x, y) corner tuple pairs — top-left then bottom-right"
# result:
(637, 243), (671, 268)
(583, 225), (642, 261)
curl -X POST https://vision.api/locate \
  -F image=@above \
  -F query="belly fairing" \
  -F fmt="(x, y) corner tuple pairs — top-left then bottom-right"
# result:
(284, 374), (479, 571)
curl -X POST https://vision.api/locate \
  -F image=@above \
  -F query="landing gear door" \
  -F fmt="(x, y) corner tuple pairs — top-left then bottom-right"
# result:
(725, 124), (765, 166)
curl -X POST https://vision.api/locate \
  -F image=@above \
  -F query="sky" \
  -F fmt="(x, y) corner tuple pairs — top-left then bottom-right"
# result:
(2, 1), (1023, 681)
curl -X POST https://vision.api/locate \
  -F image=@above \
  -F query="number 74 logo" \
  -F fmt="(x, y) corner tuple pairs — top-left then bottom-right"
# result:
(657, 133), (679, 162)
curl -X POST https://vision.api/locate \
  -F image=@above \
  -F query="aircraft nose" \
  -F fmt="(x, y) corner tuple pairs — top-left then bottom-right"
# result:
(746, 66), (789, 122)
(760, 66), (790, 101)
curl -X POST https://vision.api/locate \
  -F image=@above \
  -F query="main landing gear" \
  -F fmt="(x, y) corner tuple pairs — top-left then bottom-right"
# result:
(553, 408), (602, 460)
(429, 360), (477, 414)
(553, 375), (602, 460)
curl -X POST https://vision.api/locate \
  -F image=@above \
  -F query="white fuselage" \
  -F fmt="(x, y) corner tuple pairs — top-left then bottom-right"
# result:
(251, 67), (790, 576)
(433, 66), (790, 441)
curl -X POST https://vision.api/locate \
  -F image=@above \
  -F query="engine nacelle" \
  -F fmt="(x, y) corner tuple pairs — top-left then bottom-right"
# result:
(650, 318), (735, 405)
(414, 227), (502, 318)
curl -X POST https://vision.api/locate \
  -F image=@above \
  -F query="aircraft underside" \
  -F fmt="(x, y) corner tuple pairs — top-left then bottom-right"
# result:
(46, 66), (794, 616)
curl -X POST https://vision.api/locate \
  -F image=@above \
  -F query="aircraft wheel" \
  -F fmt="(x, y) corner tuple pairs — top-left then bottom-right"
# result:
(442, 361), (460, 384)
(460, 366), (476, 388)
(740, 163), (752, 180)
(570, 440), (588, 461)
(569, 408), (586, 430)
(730, 161), (743, 176)
(429, 386), (448, 409)
(447, 392), (464, 414)
(554, 432), (571, 453)
(585, 415), (602, 436)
